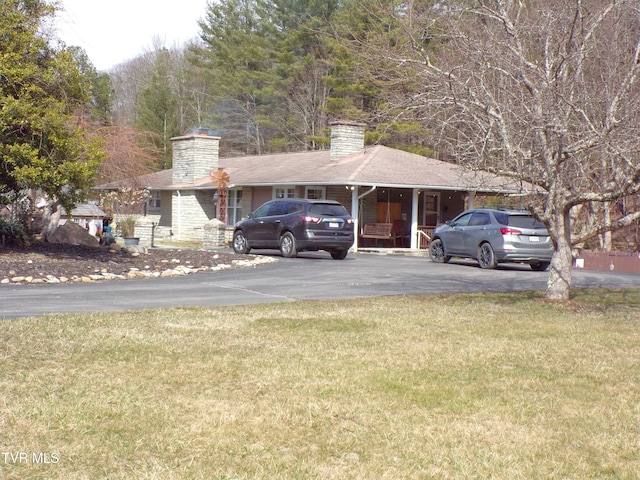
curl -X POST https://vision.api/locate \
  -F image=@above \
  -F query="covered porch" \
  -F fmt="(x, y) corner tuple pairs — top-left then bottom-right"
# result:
(344, 185), (478, 252)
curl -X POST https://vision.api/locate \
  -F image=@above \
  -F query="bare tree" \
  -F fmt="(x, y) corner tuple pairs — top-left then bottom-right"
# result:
(91, 125), (161, 183)
(340, 0), (640, 301)
(284, 59), (334, 151)
(109, 52), (157, 127)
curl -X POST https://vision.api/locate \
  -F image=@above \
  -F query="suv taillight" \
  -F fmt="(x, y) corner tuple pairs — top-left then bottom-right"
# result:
(500, 227), (522, 235)
(302, 215), (321, 223)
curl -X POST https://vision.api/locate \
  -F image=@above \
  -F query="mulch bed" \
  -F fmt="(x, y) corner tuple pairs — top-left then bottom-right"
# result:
(0, 241), (247, 281)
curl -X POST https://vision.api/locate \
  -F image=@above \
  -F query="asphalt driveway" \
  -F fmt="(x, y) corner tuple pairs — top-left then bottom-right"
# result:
(1, 251), (639, 319)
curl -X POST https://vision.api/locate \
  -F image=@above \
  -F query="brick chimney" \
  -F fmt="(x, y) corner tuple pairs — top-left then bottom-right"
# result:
(171, 133), (221, 184)
(330, 121), (366, 161)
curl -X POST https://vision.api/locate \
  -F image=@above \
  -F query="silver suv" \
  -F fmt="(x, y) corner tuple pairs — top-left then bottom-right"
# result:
(429, 209), (554, 270)
(232, 198), (355, 259)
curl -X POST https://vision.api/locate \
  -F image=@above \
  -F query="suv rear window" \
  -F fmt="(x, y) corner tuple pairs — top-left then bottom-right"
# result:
(267, 202), (303, 216)
(308, 203), (349, 216)
(495, 213), (546, 229)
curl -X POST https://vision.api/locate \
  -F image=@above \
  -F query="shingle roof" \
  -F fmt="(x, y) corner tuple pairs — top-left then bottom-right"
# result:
(96, 145), (525, 193)
(97, 169), (173, 190)
(62, 202), (106, 217)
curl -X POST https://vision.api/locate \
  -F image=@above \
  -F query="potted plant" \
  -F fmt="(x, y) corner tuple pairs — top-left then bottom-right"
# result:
(99, 188), (145, 245)
(119, 217), (139, 245)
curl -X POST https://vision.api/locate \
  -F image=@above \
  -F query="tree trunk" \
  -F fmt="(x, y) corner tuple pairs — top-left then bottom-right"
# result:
(546, 210), (573, 301)
(603, 201), (612, 251)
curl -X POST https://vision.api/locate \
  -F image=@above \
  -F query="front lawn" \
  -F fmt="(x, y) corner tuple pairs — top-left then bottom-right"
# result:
(1, 289), (639, 479)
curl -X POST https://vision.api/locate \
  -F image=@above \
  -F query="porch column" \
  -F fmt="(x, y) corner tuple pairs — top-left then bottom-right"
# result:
(410, 189), (420, 249)
(468, 191), (476, 209)
(351, 187), (359, 251)
(174, 190), (182, 240)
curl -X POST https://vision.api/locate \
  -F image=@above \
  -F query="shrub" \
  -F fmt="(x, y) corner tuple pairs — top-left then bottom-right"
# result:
(0, 219), (31, 247)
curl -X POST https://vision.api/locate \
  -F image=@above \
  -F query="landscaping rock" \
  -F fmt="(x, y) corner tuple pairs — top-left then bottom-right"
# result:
(47, 221), (100, 247)
(0, 241), (277, 285)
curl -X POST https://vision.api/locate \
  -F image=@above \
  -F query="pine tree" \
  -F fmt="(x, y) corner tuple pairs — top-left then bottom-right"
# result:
(0, 0), (104, 225)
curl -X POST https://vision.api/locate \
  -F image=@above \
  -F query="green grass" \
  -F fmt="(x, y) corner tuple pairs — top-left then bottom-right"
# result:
(1, 289), (639, 479)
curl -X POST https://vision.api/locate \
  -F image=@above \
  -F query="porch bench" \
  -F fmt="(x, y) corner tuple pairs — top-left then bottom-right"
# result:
(361, 223), (394, 247)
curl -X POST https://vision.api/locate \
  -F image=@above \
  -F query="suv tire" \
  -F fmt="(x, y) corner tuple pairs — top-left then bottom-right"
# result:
(232, 230), (251, 254)
(330, 249), (348, 260)
(530, 261), (550, 271)
(429, 238), (451, 263)
(280, 232), (298, 258)
(478, 242), (497, 269)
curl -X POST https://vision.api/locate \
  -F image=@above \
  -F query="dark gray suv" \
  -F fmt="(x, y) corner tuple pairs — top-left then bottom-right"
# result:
(429, 208), (554, 270)
(232, 198), (355, 259)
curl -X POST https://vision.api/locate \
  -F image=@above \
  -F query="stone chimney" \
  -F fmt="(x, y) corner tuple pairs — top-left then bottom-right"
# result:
(171, 134), (221, 184)
(330, 121), (366, 161)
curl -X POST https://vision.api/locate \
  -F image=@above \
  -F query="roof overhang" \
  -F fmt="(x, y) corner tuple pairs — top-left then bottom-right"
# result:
(225, 180), (527, 194)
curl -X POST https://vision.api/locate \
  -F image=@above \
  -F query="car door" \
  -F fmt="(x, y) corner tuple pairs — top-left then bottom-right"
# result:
(443, 212), (473, 255)
(256, 201), (295, 247)
(243, 201), (275, 247)
(464, 211), (492, 256)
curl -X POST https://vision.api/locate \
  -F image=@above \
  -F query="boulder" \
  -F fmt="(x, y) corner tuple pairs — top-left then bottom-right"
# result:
(126, 244), (148, 255)
(47, 221), (100, 247)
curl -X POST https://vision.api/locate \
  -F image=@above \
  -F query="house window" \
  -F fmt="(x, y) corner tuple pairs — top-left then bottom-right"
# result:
(148, 191), (161, 210)
(227, 190), (243, 225)
(305, 187), (325, 200)
(274, 187), (295, 199)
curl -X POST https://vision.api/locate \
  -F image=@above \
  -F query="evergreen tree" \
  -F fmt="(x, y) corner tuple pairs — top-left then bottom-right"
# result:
(66, 46), (113, 126)
(134, 49), (180, 167)
(195, 0), (282, 154)
(109, 0), (434, 157)
(265, 0), (340, 151)
(0, 0), (103, 218)
(193, 0), (417, 153)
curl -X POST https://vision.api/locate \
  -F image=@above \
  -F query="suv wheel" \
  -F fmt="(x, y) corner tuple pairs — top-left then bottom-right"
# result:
(232, 230), (250, 254)
(429, 238), (450, 263)
(477, 242), (497, 269)
(330, 249), (348, 260)
(530, 261), (550, 271)
(280, 232), (298, 258)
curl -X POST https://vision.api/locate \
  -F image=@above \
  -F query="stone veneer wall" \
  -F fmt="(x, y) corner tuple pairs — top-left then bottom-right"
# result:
(330, 122), (366, 161)
(169, 134), (221, 240)
(172, 135), (221, 184)
(172, 190), (216, 241)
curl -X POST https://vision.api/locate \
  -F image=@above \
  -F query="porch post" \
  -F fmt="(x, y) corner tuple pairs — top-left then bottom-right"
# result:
(468, 191), (476, 209)
(174, 190), (182, 241)
(410, 189), (420, 249)
(351, 187), (359, 251)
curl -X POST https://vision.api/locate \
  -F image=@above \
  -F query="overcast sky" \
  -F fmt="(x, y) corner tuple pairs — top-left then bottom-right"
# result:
(54, 0), (210, 71)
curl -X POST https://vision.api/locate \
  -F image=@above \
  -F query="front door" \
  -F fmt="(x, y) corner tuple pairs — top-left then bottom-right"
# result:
(422, 192), (440, 226)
